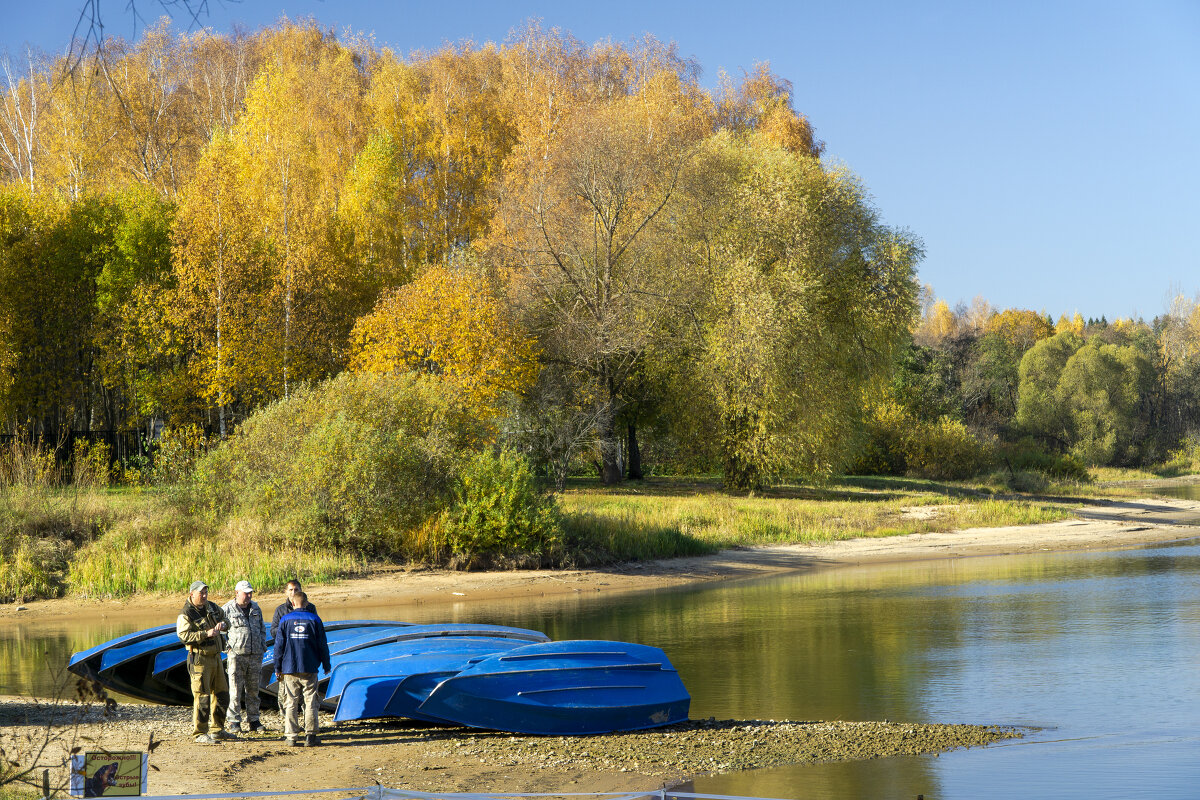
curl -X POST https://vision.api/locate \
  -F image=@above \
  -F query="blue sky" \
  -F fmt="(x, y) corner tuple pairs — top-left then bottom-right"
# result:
(4, 1), (1198, 322)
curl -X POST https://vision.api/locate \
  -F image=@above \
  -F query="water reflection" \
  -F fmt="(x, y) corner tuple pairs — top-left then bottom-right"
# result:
(1144, 482), (1200, 502)
(5, 539), (1200, 799)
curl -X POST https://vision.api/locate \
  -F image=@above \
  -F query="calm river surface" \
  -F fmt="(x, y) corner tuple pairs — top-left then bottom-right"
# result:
(5, 538), (1200, 799)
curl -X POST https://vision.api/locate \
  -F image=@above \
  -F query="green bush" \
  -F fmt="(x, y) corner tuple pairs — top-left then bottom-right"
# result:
(852, 401), (992, 480)
(850, 401), (911, 476)
(150, 425), (211, 485)
(441, 448), (563, 569)
(187, 372), (489, 557)
(904, 417), (994, 480)
(999, 438), (1092, 483)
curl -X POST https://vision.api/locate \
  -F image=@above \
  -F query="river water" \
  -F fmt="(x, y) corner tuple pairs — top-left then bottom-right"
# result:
(5, 536), (1200, 799)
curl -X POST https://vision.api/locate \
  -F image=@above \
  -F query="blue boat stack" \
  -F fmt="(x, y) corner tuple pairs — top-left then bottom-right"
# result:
(67, 620), (691, 735)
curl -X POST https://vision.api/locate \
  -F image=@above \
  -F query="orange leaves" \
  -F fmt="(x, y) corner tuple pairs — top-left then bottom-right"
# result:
(347, 265), (540, 422)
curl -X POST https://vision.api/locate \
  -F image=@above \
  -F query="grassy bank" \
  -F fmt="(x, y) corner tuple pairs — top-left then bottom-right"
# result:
(0, 470), (1167, 603)
(557, 474), (1077, 561)
(0, 488), (365, 603)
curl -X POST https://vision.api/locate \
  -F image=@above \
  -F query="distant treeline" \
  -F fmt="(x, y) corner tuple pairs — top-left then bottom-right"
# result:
(869, 298), (1200, 480)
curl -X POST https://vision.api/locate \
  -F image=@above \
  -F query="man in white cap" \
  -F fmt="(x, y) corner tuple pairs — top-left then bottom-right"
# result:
(175, 580), (233, 743)
(222, 579), (267, 734)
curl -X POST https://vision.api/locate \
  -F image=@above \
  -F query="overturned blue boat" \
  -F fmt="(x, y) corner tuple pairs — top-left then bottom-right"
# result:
(331, 638), (537, 723)
(66, 620), (547, 708)
(338, 640), (691, 734)
(325, 635), (531, 704)
(260, 623), (550, 711)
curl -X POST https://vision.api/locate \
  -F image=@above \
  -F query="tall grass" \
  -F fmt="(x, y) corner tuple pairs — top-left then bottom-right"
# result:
(0, 437), (119, 602)
(558, 477), (1074, 560)
(68, 510), (365, 597)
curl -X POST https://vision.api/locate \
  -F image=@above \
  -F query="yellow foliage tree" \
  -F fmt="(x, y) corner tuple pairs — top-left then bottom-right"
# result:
(343, 43), (513, 290)
(171, 133), (275, 434)
(97, 20), (198, 196)
(915, 299), (958, 344)
(232, 24), (368, 396)
(1056, 312), (1086, 336)
(986, 308), (1055, 351)
(726, 63), (821, 156)
(347, 264), (540, 422)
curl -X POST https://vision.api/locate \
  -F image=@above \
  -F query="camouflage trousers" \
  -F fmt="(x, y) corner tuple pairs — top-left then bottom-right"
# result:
(188, 650), (229, 737)
(281, 673), (320, 741)
(225, 653), (262, 729)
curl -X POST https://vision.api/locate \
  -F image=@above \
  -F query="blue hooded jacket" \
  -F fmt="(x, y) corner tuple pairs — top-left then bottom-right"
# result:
(273, 608), (332, 676)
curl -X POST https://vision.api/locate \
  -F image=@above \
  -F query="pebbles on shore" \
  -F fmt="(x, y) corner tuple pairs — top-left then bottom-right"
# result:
(1, 696), (1023, 786)
(400, 717), (1022, 778)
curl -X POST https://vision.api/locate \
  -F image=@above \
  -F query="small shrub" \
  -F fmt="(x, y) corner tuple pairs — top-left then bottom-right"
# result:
(0, 532), (71, 602)
(150, 424), (211, 485)
(999, 439), (1092, 483)
(441, 449), (563, 569)
(0, 435), (62, 490)
(853, 402), (992, 480)
(1002, 469), (1049, 494)
(71, 439), (111, 489)
(117, 453), (151, 486)
(904, 417), (994, 480)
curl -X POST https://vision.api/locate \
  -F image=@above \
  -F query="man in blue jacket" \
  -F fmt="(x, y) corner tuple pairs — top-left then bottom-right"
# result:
(273, 590), (332, 747)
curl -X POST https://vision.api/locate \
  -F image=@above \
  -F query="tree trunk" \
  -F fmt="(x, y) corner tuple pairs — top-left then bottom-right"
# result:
(599, 416), (623, 486)
(597, 373), (623, 485)
(627, 423), (643, 480)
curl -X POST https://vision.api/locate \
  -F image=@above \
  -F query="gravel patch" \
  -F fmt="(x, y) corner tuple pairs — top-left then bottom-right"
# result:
(1, 696), (1023, 789)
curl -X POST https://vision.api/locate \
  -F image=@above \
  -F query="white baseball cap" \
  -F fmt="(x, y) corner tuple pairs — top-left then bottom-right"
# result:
(235, 580), (255, 593)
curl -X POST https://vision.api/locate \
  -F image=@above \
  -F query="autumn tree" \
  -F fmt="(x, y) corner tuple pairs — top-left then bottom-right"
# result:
(96, 20), (200, 196)
(714, 62), (822, 156)
(986, 308), (1054, 351)
(347, 261), (539, 424)
(342, 43), (513, 290)
(914, 299), (959, 346)
(0, 190), (115, 441)
(36, 55), (115, 198)
(231, 23), (368, 396)
(689, 134), (920, 489)
(171, 134), (272, 435)
(0, 50), (46, 191)
(491, 42), (709, 484)
(91, 186), (177, 440)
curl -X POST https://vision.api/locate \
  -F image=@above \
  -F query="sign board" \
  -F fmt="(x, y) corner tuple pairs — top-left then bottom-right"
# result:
(69, 751), (147, 797)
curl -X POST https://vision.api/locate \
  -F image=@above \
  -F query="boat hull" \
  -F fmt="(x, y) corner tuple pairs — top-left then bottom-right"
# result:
(415, 640), (691, 735)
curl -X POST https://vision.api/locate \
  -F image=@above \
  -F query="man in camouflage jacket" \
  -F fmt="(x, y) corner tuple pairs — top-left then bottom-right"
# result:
(222, 579), (267, 734)
(176, 580), (234, 743)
